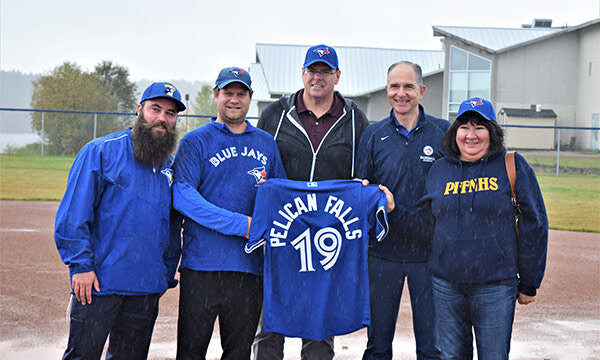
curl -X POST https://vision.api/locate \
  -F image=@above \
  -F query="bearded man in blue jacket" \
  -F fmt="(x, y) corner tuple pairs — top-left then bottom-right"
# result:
(54, 82), (185, 360)
(355, 61), (449, 360)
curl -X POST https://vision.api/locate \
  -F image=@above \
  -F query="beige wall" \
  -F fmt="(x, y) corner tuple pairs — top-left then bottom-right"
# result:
(576, 23), (600, 149)
(422, 71), (444, 118)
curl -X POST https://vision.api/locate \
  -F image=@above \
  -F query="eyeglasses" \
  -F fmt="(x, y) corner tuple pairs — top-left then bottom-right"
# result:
(305, 69), (337, 77)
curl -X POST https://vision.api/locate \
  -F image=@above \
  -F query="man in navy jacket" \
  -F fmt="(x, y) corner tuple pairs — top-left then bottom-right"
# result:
(355, 61), (449, 360)
(55, 82), (185, 360)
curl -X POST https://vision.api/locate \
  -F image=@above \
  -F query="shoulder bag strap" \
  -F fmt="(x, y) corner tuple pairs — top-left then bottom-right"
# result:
(505, 151), (520, 237)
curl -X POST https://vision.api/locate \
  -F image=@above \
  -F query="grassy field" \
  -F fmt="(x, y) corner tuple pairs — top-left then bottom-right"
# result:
(0, 156), (73, 201)
(1, 155), (598, 232)
(537, 174), (599, 232)
(519, 151), (599, 169)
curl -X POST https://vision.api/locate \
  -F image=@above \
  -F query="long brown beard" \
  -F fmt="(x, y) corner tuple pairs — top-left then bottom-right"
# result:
(132, 113), (177, 167)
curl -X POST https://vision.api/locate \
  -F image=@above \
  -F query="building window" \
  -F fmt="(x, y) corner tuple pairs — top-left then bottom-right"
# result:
(448, 46), (491, 120)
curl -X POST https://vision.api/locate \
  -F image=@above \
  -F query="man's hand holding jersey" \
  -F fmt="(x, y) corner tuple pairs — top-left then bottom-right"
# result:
(355, 179), (395, 213)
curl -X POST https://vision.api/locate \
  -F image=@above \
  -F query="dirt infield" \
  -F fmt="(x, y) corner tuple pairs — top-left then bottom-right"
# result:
(1, 200), (598, 359)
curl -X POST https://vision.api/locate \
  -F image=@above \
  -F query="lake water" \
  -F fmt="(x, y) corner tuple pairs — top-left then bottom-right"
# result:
(0, 133), (40, 152)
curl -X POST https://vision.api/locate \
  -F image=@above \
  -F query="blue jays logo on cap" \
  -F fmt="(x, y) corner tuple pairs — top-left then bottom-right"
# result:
(163, 84), (176, 97)
(139, 82), (186, 112)
(215, 67), (252, 91)
(314, 48), (330, 57)
(468, 99), (484, 108)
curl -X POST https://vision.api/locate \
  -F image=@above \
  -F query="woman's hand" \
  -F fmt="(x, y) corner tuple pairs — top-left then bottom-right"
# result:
(517, 293), (536, 305)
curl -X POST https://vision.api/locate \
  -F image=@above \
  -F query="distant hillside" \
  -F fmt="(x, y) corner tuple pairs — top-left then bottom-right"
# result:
(0, 72), (214, 135)
(0, 70), (39, 133)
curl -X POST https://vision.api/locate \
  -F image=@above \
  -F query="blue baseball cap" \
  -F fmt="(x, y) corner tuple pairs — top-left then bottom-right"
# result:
(303, 44), (339, 70)
(457, 97), (497, 122)
(215, 67), (252, 91)
(140, 82), (186, 112)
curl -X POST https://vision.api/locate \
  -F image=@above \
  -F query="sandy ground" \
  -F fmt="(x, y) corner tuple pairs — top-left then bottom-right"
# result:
(0, 200), (598, 360)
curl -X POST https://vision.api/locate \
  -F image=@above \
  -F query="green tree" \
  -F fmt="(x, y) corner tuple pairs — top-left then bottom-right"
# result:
(94, 60), (137, 113)
(30, 62), (121, 155)
(191, 84), (216, 129)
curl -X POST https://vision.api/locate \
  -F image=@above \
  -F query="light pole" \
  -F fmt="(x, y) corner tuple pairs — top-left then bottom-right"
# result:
(185, 93), (190, 132)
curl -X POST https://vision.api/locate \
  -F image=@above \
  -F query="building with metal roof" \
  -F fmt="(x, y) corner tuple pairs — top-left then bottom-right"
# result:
(249, 44), (444, 121)
(249, 18), (599, 149)
(433, 18), (599, 149)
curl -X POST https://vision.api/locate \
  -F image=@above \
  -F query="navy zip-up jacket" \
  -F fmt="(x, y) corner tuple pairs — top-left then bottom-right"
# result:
(258, 90), (369, 182)
(355, 106), (450, 262)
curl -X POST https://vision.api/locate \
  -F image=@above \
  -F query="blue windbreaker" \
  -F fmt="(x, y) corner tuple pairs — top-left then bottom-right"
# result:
(54, 128), (181, 295)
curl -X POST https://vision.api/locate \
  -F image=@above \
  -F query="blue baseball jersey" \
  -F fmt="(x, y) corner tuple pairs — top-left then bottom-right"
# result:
(246, 179), (389, 341)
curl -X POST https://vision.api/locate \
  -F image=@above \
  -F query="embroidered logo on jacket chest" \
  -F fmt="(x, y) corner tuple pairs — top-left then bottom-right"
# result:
(161, 168), (174, 187)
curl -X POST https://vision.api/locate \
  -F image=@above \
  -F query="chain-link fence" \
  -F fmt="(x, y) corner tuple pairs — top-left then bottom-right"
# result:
(1, 108), (598, 177)
(0, 108), (261, 155)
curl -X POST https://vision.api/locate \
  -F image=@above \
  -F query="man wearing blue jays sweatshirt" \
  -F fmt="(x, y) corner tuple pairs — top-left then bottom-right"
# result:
(54, 82), (186, 360)
(173, 67), (286, 360)
(355, 61), (449, 360)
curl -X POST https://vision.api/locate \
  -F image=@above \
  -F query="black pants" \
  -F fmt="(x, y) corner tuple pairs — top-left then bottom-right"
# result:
(63, 294), (159, 360)
(177, 269), (263, 360)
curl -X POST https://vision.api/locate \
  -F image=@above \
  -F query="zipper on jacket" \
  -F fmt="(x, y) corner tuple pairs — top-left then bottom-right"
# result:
(285, 106), (350, 181)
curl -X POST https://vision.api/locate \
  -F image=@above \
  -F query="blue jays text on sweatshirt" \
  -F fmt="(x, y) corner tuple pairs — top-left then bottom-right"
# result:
(414, 151), (548, 295)
(355, 106), (450, 262)
(54, 128), (181, 296)
(173, 119), (286, 276)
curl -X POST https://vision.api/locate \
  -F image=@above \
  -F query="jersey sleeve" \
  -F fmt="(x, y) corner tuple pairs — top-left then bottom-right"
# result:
(245, 181), (274, 253)
(371, 186), (390, 242)
(54, 142), (103, 275)
(173, 134), (249, 237)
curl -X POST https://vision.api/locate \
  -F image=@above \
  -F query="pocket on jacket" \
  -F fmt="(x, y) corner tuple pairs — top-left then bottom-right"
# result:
(436, 236), (507, 283)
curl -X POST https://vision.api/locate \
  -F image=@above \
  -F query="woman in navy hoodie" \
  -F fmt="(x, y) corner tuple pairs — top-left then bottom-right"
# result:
(406, 97), (548, 359)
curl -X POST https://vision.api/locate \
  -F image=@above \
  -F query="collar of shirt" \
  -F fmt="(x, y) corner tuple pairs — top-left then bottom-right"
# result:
(392, 108), (423, 139)
(209, 117), (254, 134)
(295, 90), (344, 150)
(295, 89), (344, 120)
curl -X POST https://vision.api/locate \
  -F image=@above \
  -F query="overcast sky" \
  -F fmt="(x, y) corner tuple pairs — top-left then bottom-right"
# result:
(1, 0), (598, 83)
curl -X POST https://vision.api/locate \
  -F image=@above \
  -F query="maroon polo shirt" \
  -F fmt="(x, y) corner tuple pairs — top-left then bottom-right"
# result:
(296, 89), (344, 151)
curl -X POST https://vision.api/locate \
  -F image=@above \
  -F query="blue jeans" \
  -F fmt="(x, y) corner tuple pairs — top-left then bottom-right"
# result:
(363, 256), (440, 360)
(432, 276), (518, 360)
(63, 294), (159, 360)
